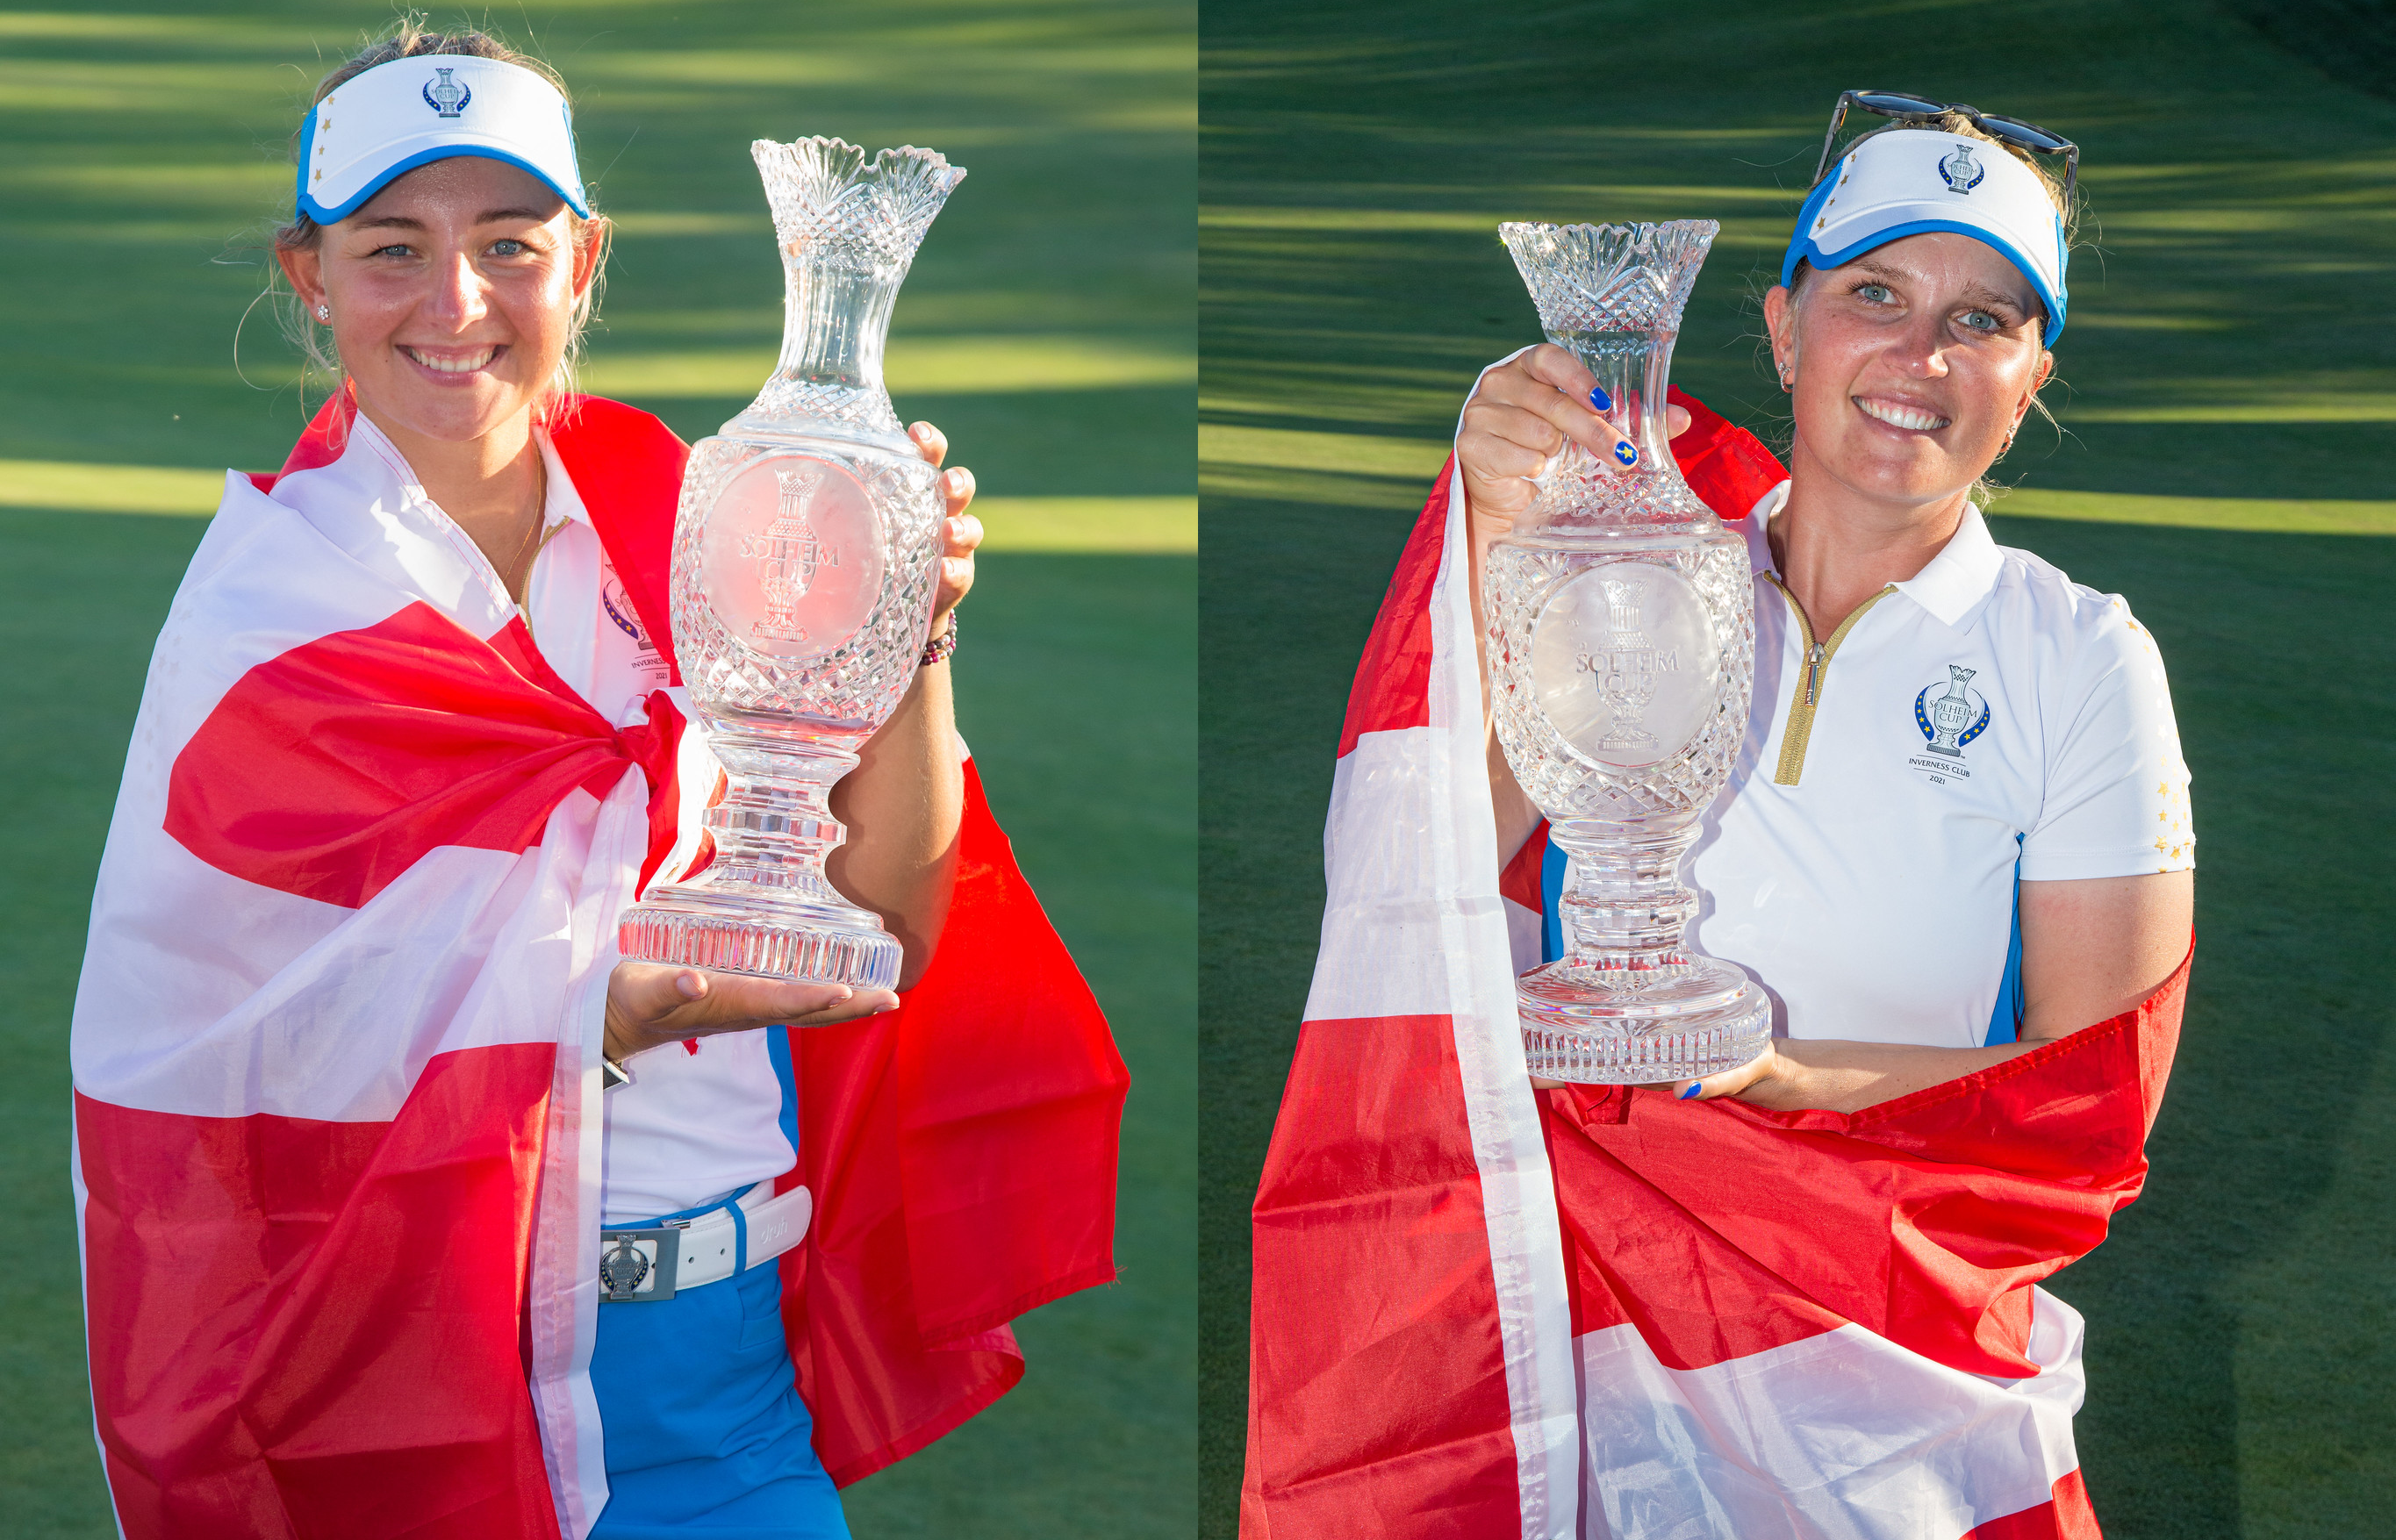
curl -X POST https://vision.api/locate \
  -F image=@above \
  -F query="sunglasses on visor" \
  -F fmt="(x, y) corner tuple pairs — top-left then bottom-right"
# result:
(1814, 90), (2079, 205)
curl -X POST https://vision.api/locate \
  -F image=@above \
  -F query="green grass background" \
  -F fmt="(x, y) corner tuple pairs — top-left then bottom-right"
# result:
(0, 2), (1193, 1535)
(1201, 3), (2396, 1536)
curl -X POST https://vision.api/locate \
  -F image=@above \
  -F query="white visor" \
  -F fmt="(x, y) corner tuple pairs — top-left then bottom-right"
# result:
(297, 55), (588, 225)
(1781, 130), (2067, 347)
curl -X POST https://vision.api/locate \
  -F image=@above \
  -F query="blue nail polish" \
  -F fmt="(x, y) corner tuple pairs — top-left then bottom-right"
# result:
(1678, 1081), (1703, 1099)
(1614, 441), (1639, 468)
(1589, 386), (1612, 412)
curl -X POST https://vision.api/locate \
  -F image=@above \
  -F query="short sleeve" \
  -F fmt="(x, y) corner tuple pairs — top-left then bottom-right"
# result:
(2020, 593), (2195, 881)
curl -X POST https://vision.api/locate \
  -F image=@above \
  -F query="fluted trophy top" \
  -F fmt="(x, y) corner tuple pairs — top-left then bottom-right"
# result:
(750, 138), (967, 275)
(1497, 219), (1718, 337)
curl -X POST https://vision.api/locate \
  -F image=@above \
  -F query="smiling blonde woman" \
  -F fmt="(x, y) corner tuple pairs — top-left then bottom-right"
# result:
(1460, 109), (2192, 1105)
(1244, 96), (2197, 1538)
(68, 24), (1127, 1539)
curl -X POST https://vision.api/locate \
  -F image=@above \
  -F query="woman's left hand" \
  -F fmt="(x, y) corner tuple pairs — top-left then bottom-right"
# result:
(907, 421), (982, 628)
(1532, 1047), (1806, 1108)
(1664, 1034), (2057, 1115)
(1671, 1046), (1801, 1108)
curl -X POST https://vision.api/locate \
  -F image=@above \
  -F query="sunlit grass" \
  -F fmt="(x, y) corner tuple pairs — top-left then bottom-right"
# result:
(1198, 422), (1442, 477)
(0, 160), (290, 200)
(976, 495), (1194, 551)
(594, 290), (1182, 335)
(2066, 400), (2396, 422)
(0, 467), (1198, 553)
(1992, 488), (2396, 534)
(580, 335), (1194, 398)
(0, 459), (229, 515)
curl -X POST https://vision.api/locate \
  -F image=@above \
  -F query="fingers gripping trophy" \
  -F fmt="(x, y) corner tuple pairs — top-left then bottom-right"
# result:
(1485, 219), (1773, 1082)
(618, 139), (965, 989)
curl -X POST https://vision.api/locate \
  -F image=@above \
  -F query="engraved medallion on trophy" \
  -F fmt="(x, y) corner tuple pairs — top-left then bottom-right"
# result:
(1485, 219), (1773, 1083)
(616, 138), (965, 990)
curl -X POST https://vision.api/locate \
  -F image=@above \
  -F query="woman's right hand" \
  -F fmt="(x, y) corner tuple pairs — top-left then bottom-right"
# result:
(603, 961), (900, 1064)
(1456, 344), (1691, 534)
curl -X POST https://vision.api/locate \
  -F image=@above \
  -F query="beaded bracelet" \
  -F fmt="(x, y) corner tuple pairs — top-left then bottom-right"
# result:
(920, 614), (958, 668)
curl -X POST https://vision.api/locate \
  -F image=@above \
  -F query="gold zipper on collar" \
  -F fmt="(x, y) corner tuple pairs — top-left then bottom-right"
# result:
(1763, 573), (1896, 786)
(514, 515), (574, 638)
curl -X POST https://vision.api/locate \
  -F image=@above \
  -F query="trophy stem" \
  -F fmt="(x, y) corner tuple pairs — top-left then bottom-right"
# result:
(1549, 818), (1700, 971)
(617, 731), (902, 988)
(704, 733), (857, 901)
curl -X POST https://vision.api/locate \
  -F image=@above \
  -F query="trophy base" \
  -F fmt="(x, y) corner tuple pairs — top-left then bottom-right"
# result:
(1518, 955), (1771, 1085)
(618, 887), (902, 992)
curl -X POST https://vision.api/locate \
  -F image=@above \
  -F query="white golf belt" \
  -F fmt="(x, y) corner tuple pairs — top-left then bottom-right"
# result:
(599, 1180), (812, 1301)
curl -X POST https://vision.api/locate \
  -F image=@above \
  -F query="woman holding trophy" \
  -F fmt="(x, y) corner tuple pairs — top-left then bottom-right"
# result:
(69, 25), (1126, 1538)
(1460, 101), (2195, 1102)
(1247, 97), (2195, 1535)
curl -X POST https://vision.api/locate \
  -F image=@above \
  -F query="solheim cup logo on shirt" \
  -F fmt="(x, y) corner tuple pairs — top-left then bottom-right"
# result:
(422, 68), (471, 118)
(600, 576), (649, 646)
(1916, 664), (1991, 757)
(1938, 144), (1984, 193)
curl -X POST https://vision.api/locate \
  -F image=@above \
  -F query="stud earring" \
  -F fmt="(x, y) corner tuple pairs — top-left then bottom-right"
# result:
(316, 304), (331, 321)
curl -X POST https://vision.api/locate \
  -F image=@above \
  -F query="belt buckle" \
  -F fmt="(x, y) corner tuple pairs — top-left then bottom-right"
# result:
(598, 1224), (684, 1303)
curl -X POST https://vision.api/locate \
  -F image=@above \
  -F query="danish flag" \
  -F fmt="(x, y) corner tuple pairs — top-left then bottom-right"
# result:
(1241, 389), (2186, 1538)
(72, 391), (1128, 1537)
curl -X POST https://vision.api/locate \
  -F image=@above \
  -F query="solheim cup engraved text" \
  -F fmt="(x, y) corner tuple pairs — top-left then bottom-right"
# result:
(1530, 562), (1720, 773)
(1487, 218), (1771, 1083)
(750, 466), (839, 638)
(698, 455), (885, 664)
(1591, 578), (1661, 753)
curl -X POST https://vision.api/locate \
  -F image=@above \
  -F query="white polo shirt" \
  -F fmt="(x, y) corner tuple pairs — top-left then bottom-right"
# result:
(519, 430), (798, 1225)
(1672, 483), (2195, 1049)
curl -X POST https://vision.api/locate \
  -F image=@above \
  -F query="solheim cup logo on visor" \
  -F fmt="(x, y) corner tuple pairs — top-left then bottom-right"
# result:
(1938, 143), (1984, 193)
(1916, 665), (1991, 757)
(422, 68), (471, 118)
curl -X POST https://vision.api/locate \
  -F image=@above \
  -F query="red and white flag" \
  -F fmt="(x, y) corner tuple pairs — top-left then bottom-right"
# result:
(1242, 390), (2186, 1539)
(73, 393), (1129, 1538)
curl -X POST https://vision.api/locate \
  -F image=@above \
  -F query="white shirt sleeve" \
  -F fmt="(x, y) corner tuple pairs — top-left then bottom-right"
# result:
(2020, 591), (2195, 881)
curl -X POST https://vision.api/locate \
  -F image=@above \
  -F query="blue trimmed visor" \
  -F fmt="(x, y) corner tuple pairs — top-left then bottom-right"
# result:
(1781, 132), (2067, 348)
(297, 54), (588, 225)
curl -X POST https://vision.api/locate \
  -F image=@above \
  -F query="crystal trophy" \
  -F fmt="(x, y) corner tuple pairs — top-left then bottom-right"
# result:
(616, 138), (965, 989)
(1485, 219), (1772, 1082)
